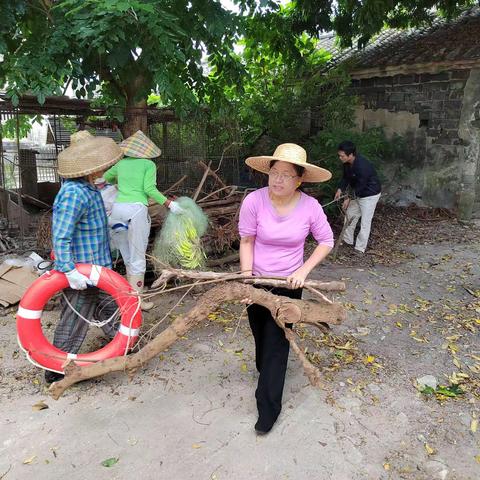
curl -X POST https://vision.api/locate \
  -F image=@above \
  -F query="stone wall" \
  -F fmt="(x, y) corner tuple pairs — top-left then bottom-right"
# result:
(350, 70), (470, 209)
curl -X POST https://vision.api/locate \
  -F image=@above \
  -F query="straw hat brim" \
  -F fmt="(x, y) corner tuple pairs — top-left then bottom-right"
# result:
(58, 137), (123, 178)
(245, 155), (332, 183)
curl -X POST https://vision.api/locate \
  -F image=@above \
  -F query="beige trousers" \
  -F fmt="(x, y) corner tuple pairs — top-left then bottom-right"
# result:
(343, 193), (381, 253)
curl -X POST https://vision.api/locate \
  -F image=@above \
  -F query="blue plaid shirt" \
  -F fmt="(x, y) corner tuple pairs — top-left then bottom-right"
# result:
(52, 179), (112, 273)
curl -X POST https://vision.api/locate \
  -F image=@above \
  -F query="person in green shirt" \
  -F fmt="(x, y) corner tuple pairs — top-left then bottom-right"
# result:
(104, 130), (183, 310)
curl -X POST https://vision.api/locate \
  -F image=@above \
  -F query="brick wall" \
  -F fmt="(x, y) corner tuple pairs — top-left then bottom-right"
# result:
(350, 70), (470, 207)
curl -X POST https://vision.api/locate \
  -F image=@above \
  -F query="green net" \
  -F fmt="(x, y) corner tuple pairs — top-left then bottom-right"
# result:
(152, 197), (209, 270)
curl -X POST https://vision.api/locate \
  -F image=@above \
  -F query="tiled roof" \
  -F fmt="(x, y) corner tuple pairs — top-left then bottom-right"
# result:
(319, 6), (480, 71)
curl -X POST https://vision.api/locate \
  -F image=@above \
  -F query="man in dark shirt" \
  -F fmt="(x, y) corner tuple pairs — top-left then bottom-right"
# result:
(334, 140), (381, 253)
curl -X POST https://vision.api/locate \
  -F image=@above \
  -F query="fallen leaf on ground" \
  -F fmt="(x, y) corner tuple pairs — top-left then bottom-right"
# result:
(101, 457), (119, 467)
(471, 418), (478, 433)
(23, 455), (37, 465)
(424, 443), (435, 455)
(32, 401), (49, 411)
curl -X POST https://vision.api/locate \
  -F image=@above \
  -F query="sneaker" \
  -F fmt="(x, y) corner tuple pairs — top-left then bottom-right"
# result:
(45, 370), (64, 384)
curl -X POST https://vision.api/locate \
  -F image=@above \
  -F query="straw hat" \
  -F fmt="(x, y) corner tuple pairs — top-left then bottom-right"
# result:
(245, 143), (331, 183)
(120, 130), (161, 159)
(58, 131), (123, 179)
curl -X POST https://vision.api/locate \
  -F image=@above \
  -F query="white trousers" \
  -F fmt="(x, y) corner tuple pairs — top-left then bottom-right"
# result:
(110, 203), (150, 276)
(343, 193), (381, 253)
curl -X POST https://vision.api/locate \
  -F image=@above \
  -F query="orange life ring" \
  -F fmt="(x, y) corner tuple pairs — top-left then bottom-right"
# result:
(16, 263), (142, 373)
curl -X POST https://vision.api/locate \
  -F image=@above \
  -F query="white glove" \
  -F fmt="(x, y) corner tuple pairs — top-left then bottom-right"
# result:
(168, 201), (185, 215)
(65, 269), (93, 290)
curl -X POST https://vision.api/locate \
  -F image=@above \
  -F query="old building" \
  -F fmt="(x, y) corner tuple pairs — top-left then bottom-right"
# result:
(319, 7), (480, 219)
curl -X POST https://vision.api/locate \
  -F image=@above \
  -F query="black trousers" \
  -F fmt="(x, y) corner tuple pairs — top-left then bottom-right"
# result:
(247, 286), (303, 430)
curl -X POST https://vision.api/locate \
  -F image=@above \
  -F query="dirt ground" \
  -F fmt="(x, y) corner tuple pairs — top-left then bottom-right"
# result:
(0, 209), (479, 480)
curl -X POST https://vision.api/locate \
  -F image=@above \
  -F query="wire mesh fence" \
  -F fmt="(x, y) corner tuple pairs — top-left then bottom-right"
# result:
(0, 107), (246, 238)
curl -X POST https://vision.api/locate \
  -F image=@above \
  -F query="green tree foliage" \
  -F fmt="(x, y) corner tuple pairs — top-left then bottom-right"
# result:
(307, 127), (405, 200)
(0, 0), (253, 133)
(0, 0), (475, 136)
(0, 115), (42, 140)
(290, 0), (477, 48)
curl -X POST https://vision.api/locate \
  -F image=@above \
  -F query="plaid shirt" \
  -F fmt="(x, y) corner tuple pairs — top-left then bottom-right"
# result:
(52, 179), (112, 273)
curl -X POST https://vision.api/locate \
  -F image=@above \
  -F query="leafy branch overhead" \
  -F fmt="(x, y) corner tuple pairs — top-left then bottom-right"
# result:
(0, 0), (248, 115)
(0, 0), (476, 113)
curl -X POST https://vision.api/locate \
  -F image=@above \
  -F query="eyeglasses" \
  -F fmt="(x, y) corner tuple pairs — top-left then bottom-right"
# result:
(268, 170), (298, 181)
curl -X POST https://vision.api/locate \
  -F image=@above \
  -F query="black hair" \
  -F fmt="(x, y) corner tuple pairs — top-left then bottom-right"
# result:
(269, 160), (305, 177)
(337, 140), (356, 156)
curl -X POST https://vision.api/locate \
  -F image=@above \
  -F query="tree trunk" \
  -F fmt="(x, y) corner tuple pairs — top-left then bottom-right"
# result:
(122, 97), (148, 138)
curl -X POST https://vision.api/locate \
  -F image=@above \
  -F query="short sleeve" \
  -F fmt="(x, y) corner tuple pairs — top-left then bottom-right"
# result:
(310, 199), (334, 247)
(238, 191), (258, 237)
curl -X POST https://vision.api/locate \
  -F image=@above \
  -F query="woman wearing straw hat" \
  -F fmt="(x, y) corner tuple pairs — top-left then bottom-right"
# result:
(46, 131), (123, 384)
(239, 143), (334, 434)
(104, 130), (183, 310)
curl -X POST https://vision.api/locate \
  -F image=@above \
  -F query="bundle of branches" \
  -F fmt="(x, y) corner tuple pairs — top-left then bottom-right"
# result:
(196, 185), (254, 262)
(149, 160), (250, 263)
(48, 268), (347, 400)
(152, 197), (209, 270)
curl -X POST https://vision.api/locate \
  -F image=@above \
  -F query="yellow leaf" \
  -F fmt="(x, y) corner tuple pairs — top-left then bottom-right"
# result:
(395, 322), (403, 328)
(32, 401), (49, 411)
(192, 444), (202, 449)
(424, 443), (435, 456)
(453, 358), (461, 369)
(241, 363), (248, 372)
(471, 419), (478, 433)
(475, 455), (480, 464)
(383, 463), (390, 471)
(364, 355), (375, 364)
(446, 335), (461, 341)
(23, 455), (37, 464)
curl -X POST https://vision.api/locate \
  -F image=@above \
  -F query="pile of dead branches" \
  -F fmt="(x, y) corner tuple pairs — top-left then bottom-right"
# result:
(149, 156), (250, 266)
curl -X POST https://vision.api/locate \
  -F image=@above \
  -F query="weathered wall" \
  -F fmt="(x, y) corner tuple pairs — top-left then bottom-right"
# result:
(351, 70), (470, 210)
(457, 68), (480, 220)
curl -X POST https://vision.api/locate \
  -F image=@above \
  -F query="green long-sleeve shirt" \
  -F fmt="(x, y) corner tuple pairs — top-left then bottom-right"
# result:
(104, 157), (167, 206)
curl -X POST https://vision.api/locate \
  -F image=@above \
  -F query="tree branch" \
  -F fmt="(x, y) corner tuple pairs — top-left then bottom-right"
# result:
(151, 268), (346, 292)
(48, 282), (346, 399)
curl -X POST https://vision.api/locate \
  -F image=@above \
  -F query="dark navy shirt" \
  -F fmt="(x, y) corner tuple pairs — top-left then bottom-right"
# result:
(339, 154), (381, 198)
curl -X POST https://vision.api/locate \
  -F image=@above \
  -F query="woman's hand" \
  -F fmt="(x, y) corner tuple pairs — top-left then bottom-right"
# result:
(286, 266), (308, 289)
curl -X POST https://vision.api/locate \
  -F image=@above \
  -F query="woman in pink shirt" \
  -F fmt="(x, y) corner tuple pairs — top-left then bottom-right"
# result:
(239, 143), (334, 434)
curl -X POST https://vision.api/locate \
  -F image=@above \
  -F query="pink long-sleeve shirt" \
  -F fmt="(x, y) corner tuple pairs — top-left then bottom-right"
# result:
(238, 187), (334, 276)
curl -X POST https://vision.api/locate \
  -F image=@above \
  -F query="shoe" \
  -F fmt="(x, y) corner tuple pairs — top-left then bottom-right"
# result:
(254, 419), (273, 435)
(127, 273), (154, 311)
(45, 370), (64, 384)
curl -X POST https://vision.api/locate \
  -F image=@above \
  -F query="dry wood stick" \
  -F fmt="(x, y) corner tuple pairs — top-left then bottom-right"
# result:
(198, 160), (228, 188)
(150, 268), (346, 292)
(198, 185), (236, 203)
(164, 175), (187, 195)
(206, 252), (240, 267)
(197, 197), (240, 208)
(193, 160), (213, 201)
